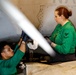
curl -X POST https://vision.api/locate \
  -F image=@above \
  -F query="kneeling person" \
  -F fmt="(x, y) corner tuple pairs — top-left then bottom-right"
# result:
(0, 39), (26, 75)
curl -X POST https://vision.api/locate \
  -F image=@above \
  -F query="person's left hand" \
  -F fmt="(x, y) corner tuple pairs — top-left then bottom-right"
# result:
(51, 42), (56, 47)
(21, 31), (30, 42)
(21, 31), (25, 39)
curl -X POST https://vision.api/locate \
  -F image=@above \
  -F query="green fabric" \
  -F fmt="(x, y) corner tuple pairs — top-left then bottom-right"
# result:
(14, 45), (19, 52)
(0, 45), (25, 75)
(49, 21), (76, 54)
(75, 29), (76, 48)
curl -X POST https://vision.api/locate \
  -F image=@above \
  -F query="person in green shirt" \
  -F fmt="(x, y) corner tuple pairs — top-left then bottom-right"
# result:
(47, 6), (76, 62)
(0, 31), (28, 75)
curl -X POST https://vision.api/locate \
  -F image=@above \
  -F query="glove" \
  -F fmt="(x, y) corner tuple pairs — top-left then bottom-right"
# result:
(46, 38), (51, 44)
(21, 31), (30, 42)
(44, 36), (51, 44)
(21, 31), (26, 39)
(27, 40), (38, 50)
(22, 34), (29, 42)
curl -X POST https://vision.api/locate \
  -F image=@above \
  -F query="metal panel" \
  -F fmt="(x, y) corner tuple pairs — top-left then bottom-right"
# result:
(0, 9), (21, 42)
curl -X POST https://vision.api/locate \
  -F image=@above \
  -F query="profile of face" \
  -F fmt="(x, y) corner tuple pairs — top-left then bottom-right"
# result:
(1, 45), (14, 59)
(54, 11), (62, 24)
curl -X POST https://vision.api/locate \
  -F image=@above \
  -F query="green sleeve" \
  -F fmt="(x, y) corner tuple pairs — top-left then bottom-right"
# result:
(0, 50), (25, 67)
(55, 29), (73, 54)
(14, 45), (19, 52)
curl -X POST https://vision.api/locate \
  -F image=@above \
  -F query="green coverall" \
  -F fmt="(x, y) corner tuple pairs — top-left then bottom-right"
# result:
(0, 45), (25, 75)
(49, 21), (76, 54)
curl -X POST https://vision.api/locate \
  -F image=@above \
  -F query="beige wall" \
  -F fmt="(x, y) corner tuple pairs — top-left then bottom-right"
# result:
(10, 0), (56, 33)
(11, 0), (19, 6)
(10, 0), (76, 35)
(11, 0), (42, 28)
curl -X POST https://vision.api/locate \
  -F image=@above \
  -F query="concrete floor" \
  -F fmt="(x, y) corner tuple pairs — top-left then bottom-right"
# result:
(23, 61), (76, 75)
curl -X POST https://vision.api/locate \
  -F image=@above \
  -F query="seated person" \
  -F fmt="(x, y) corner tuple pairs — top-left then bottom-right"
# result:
(45, 6), (76, 62)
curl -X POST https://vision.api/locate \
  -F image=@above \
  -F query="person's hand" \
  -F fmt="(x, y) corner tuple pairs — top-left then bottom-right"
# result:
(46, 38), (51, 44)
(22, 35), (28, 42)
(21, 31), (25, 39)
(51, 42), (56, 47)
(21, 31), (29, 42)
(44, 36), (51, 44)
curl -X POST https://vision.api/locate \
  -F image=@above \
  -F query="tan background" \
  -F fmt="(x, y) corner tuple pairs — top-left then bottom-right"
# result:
(10, 0), (76, 35)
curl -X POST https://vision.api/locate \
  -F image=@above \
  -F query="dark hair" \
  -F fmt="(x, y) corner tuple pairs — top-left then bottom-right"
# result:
(0, 41), (9, 58)
(55, 6), (72, 19)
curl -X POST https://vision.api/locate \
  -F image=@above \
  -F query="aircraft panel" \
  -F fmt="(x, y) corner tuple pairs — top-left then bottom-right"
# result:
(0, 9), (21, 42)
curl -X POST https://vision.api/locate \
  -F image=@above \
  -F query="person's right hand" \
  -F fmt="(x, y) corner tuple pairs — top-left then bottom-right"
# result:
(21, 31), (29, 42)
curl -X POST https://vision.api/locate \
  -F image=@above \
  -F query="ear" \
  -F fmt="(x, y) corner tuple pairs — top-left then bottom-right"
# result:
(1, 52), (5, 57)
(61, 15), (65, 19)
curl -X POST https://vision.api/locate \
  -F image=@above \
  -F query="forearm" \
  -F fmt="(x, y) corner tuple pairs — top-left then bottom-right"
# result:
(19, 41), (26, 53)
(18, 38), (22, 46)
(14, 38), (22, 52)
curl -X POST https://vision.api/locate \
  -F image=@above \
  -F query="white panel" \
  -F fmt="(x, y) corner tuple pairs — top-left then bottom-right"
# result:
(0, 9), (21, 42)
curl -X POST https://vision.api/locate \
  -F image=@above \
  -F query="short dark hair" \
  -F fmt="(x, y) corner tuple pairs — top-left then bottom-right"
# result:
(0, 41), (9, 58)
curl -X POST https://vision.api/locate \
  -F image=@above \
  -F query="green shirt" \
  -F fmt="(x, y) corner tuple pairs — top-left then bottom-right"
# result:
(0, 45), (25, 75)
(49, 21), (76, 54)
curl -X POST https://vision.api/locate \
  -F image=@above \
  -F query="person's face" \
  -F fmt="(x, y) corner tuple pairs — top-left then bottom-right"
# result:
(54, 11), (62, 24)
(2, 45), (14, 59)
